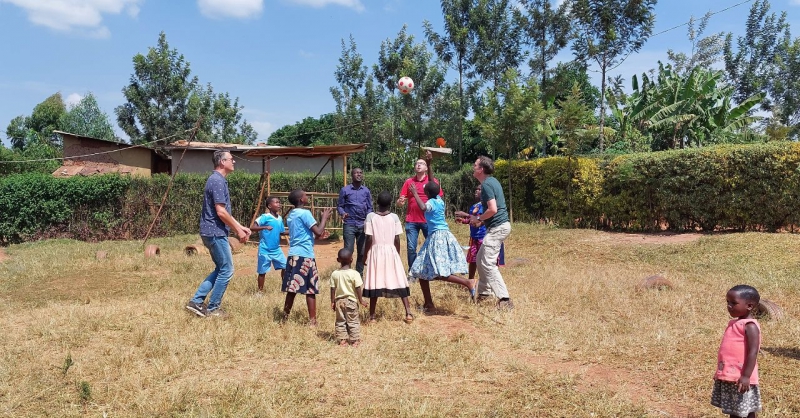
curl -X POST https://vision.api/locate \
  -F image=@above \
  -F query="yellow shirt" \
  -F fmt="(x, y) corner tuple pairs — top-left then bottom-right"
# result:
(330, 269), (363, 301)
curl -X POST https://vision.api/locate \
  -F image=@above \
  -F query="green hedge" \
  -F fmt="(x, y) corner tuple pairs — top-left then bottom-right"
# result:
(0, 169), (480, 244)
(3, 142), (800, 243)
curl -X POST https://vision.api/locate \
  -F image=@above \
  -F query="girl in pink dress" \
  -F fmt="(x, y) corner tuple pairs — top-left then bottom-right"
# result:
(711, 284), (762, 418)
(362, 191), (414, 323)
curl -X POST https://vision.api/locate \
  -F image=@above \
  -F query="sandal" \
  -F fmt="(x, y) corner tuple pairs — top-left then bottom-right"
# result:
(468, 279), (477, 301)
(404, 313), (415, 324)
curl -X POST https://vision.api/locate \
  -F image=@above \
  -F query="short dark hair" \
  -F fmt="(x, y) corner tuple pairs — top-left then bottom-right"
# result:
(730, 284), (760, 303)
(288, 189), (304, 207)
(377, 190), (392, 208)
(213, 150), (229, 168)
(265, 196), (279, 206)
(424, 181), (440, 199)
(351, 167), (362, 175)
(477, 155), (494, 175)
(338, 247), (353, 259)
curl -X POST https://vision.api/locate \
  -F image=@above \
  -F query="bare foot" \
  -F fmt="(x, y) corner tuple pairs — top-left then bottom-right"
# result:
(404, 313), (414, 323)
(338, 340), (348, 346)
(308, 319), (317, 328)
(351, 340), (361, 347)
(422, 303), (436, 313)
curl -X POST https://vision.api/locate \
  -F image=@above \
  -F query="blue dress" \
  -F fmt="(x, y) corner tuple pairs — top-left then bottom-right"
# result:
(409, 198), (468, 280)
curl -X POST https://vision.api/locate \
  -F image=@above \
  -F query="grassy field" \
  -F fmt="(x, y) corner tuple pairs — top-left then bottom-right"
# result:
(0, 223), (798, 417)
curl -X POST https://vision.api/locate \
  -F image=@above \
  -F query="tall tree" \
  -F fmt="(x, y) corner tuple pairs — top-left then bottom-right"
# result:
(5, 93), (66, 150)
(5, 115), (29, 150)
(424, 0), (478, 165)
(771, 31), (800, 133)
(666, 13), (725, 75)
(116, 32), (256, 145)
(474, 68), (549, 160)
(59, 93), (115, 141)
(469, 0), (524, 90)
(723, 0), (788, 110)
(330, 35), (368, 146)
(116, 32), (198, 145)
(374, 26), (447, 168)
(570, 0), (657, 151)
(29, 93), (66, 147)
(515, 0), (572, 89)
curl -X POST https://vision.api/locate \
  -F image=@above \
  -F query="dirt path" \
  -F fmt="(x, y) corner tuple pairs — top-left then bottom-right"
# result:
(0, 247), (7, 263)
(420, 314), (689, 417)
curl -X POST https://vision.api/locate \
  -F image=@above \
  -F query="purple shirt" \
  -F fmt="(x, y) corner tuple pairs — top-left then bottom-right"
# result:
(337, 183), (373, 227)
(199, 171), (231, 237)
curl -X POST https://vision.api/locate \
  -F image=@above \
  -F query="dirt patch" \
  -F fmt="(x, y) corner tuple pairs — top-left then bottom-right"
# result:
(0, 248), (7, 263)
(589, 232), (703, 245)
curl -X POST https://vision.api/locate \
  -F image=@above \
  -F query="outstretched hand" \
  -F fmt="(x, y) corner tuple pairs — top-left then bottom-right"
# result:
(424, 150), (433, 162)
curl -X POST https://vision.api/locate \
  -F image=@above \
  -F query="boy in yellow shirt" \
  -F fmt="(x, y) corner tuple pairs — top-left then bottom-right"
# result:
(330, 248), (367, 346)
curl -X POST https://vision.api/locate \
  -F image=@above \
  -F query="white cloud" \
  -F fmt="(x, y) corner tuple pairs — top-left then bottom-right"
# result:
(249, 121), (275, 139)
(286, 0), (364, 12)
(198, 0), (263, 19)
(65, 93), (83, 108)
(0, 0), (141, 36)
(298, 49), (315, 58)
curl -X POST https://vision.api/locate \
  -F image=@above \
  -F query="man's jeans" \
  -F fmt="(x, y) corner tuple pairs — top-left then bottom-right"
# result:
(342, 224), (366, 274)
(477, 222), (511, 299)
(404, 222), (429, 270)
(191, 235), (235, 311)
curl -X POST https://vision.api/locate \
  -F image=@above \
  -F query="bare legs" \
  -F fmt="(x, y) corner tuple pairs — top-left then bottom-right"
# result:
(283, 293), (317, 326)
(419, 275), (477, 311)
(368, 296), (414, 323)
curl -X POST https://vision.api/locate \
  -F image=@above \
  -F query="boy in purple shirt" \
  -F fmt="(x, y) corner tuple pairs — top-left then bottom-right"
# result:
(337, 168), (373, 274)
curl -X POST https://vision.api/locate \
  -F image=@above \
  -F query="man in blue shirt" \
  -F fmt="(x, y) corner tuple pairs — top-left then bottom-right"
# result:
(337, 168), (373, 275)
(186, 150), (252, 317)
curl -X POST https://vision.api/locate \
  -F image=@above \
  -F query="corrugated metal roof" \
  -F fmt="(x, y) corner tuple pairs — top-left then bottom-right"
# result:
(244, 143), (367, 157)
(54, 130), (135, 147)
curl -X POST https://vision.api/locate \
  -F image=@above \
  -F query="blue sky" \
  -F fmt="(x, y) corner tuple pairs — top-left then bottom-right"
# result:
(2, 0), (800, 146)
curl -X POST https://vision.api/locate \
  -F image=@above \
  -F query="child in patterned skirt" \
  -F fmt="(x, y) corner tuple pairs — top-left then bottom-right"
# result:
(282, 189), (333, 326)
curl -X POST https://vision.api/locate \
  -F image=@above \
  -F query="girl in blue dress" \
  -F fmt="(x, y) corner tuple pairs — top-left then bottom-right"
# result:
(408, 154), (476, 312)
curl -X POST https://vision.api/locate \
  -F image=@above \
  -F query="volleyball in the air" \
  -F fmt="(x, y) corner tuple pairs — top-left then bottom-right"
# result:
(397, 76), (414, 94)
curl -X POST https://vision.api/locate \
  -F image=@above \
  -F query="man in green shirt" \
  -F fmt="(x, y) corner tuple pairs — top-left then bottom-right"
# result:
(470, 156), (514, 310)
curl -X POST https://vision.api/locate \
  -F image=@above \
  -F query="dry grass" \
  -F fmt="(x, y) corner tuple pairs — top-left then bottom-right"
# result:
(0, 225), (799, 417)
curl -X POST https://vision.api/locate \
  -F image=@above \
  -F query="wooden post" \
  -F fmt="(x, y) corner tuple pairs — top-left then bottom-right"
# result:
(343, 154), (348, 187)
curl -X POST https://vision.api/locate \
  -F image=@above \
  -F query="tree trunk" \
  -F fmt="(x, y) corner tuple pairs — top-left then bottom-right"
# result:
(599, 59), (607, 152)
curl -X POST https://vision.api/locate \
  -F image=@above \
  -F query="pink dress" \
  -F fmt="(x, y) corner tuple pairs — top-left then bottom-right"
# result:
(362, 212), (410, 298)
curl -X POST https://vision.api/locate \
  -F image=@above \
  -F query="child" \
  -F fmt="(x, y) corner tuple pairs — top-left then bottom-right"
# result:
(330, 248), (368, 346)
(711, 284), (763, 418)
(363, 190), (414, 323)
(455, 184), (505, 285)
(408, 155), (476, 312)
(282, 189), (333, 326)
(250, 196), (286, 293)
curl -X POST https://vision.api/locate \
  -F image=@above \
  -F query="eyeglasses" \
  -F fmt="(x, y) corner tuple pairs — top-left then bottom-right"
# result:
(222, 158), (235, 162)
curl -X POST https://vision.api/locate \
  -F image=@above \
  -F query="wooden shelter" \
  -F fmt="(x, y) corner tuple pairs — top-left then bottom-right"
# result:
(243, 143), (367, 233)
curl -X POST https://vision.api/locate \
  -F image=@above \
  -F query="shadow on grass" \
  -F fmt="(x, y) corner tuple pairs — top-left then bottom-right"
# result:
(762, 346), (800, 360)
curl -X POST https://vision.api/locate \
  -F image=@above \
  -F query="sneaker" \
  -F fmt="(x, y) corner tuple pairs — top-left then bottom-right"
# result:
(185, 301), (207, 317)
(497, 298), (515, 311)
(206, 308), (228, 318)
